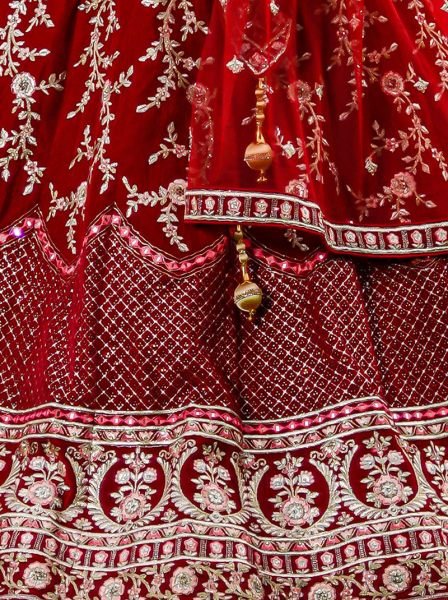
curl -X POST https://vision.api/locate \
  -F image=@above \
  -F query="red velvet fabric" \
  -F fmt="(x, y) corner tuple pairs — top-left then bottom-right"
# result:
(0, 1), (448, 598)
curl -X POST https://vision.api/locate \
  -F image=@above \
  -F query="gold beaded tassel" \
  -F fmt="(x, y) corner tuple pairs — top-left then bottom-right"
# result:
(233, 225), (262, 320)
(244, 77), (274, 183)
(234, 77), (272, 319)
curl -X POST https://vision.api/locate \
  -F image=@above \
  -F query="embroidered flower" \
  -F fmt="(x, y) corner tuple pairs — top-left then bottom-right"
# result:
(186, 83), (209, 107)
(288, 80), (312, 103)
(389, 172), (416, 198)
(23, 562), (51, 590)
(372, 475), (405, 506)
(295, 556), (309, 570)
(411, 230), (423, 244)
(167, 179), (186, 205)
(94, 551), (108, 564)
(163, 541), (174, 555)
(387, 233), (401, 247)
(309, 582), (336, 600)
(281, 496), (311, 526)
(184, 538), (198, 554)
(385, 137), (400, 152)
(344, 231), (357, 245)
(270, 474), (285, 490)
(11, 72), (36, 98)
(387, 450), (404, 465)
(381, 72), (405, 96)
(367, 538), (382, 553)
(29, 456), (46, 470)
(115, 469), (131, 484)
(200, 483), (230, 512)
(204, 196), (215, 212)
(435, 228), (448, 243)
(280, 201), (292, 219)
(170, 566), (198, 595)
(286, 178), (309, 199)
(142, 467), (157, 483)
(414, 77), (429, 93)
(118, 492), (146, 521)
(364, 232), (378, 247)
(26, 480), (57, 506)
(20, 532), (33, 546)
(99, 577), (125, 600)
(210, 541), (223, 555)
(382, 565), (411, 592)
(227, 197), (241, 216)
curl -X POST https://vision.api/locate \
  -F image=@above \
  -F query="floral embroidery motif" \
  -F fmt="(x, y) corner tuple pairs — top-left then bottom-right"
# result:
(269, 454), (320, 528)
(287, 80), (339, 189)
(23, 561), (52, 590)
(123, 175), (188, 251)
(400, 0), (448, 101)
(136, 0), (207, 113)
(68, 1), (134, 194)
(359, 433), (414, 509)
(0, 0), (64, 193)
(322, 0), (397, 120)
(352, 65), (448, 222)
(192, 443), (237, 514)
(187, 83), (214, 181)
(110, 448), (158, 523)
(47, 181), (88, 254)
(147, 121), (188, 166)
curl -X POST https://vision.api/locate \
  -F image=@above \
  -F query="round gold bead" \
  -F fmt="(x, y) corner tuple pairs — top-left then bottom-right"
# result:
(244, 141), (273, 182)
(234, 280), (263, 320)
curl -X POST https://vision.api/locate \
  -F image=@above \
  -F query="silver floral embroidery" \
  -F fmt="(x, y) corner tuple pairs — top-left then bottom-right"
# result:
(136, 0), (208, 113)
(47, 181), (88, 254)
(68, 1), (134, 194)
(0, 0), (64, 193)
(123, 176), (189, 252)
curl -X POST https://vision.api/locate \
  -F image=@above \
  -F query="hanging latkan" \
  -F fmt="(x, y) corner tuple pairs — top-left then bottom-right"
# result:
(244, 77), (273, 182)
(233, 225), (263, 320)
(234, 77), (273, 320)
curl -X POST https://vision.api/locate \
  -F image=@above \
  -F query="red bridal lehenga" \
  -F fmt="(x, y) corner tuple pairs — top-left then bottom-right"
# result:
(0, 0), (448, 598)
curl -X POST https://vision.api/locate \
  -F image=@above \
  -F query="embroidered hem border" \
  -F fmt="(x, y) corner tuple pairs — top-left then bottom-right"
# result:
(185, 189), (448, 256)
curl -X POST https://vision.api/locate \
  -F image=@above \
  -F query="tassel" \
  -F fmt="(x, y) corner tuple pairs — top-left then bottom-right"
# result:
(233, 225), (262, 320)
(244, 77), (274, 183)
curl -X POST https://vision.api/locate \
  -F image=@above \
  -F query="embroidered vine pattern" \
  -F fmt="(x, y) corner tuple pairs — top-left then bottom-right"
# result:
(136, 0), (208, 113)
(70, 71), (133, 194)
(0, 0), (64, 193)
(67, 0), (120, 119)
(287, 80), (340, 190)
(186, 83), (214, 182)
(352, 65), (447, 222)
(68, 1), (133, 195)
(47, 181), (87, 254)
(397, 0), (448, 101)
(320, 0), (397, 120)
(123, 175), (189, 252)
(147, 120), (188, 166)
